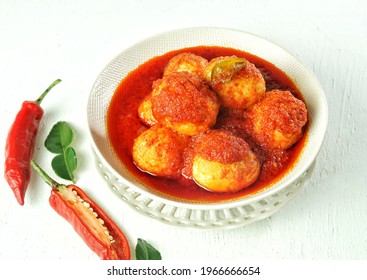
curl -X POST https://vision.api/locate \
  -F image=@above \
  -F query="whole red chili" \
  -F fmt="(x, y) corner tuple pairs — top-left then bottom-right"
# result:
(4, 79), (61, 205)
(31, 160), (131, 260)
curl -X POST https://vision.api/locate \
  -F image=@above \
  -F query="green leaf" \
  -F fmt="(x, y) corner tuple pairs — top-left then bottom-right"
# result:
(45, 121), (77, 182)
(51, 147), (77, 182)
(45, 121), (73, 154)
(135, 238), (162, 260)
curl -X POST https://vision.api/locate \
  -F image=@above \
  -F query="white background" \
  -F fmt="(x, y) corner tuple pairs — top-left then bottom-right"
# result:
(0, 0), (366, 264)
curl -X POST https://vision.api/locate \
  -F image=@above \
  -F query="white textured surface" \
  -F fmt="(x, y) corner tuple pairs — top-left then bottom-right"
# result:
(0, 0), (366, 260)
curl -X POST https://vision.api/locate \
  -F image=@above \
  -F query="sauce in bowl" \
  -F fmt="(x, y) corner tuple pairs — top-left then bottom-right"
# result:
(107, 46), (308, 203)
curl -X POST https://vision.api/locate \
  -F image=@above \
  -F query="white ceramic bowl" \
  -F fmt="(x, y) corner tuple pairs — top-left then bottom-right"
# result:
(87, 27), (328, 229)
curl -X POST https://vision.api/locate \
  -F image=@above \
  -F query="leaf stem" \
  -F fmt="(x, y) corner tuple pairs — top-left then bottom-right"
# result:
(35, 79), (62, 106)
(30, 160), (63, 189)
(63, 149), (75, 184)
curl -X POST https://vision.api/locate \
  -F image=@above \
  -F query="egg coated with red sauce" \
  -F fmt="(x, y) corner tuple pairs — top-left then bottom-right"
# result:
(185, 130), (261, 193)
(151, 71), (220, 136)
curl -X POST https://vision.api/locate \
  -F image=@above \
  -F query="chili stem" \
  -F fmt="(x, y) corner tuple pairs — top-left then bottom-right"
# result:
(30, 160), (63, 189)
(35, 79), (62, 106)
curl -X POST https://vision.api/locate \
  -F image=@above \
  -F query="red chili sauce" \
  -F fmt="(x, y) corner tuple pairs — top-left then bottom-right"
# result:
(107, 46), (308, 203)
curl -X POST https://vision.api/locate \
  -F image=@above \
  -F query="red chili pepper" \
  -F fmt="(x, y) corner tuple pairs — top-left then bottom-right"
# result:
(4, 79), (61, 205)
(31, 160), (131, 260)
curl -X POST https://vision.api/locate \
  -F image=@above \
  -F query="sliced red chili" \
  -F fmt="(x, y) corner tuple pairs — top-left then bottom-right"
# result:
(4, 79), (61, 205)
(49, 185), (131, 260)
(31, 160), (131, 260)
